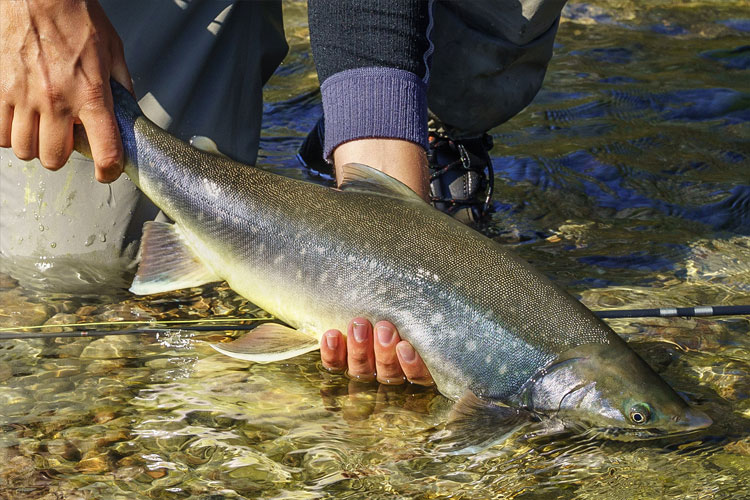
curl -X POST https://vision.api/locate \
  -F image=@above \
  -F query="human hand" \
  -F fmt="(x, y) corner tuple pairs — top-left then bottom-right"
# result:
(0, 0), (133, 182)
(320, 318), (434, 386)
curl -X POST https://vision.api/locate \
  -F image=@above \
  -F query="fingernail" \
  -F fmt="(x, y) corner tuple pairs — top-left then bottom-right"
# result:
(324, 331), (338, 350)
(376, 325), (394, 346)
(352, 321), (368, 343)
(397, 342), (416, 363)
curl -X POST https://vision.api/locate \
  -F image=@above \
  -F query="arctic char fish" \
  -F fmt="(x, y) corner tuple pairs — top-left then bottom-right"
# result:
(75, 82), (712, 440)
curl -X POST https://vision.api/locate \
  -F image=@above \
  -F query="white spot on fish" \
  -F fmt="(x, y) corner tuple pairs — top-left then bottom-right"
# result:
(319, 271), (329, 284)
(273, 255), (284, 266)
(300, 248), (307, 256)
(202, 178), (222, 198)
(432, 312), (444, 324)
(485, 354), (492, 364)
(498, 365), (507, 375)
(466, 340), (477, 351)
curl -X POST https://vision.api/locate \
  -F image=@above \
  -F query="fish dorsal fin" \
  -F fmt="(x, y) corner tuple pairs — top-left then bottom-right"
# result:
(189, 135), (228, 158)
(130, 221), (221, 295)
(210, 323), (319, 363)
(337, 163), (425, 202)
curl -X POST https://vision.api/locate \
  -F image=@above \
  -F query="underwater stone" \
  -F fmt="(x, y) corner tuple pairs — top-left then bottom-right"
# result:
(80, 336), (140, 359)
(43, 312), (81, 332)
(75, 450), (112, 473)
(0, 289), (51, 327)
(46, 439), (82, 462)
(725, 438), (750, 457)
(0, 362), (12, 382)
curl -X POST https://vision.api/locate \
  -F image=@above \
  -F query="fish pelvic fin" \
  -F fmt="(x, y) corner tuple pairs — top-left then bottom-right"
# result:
(337, 163), (425, 203)
(130, 221), (221, 295)
(210, 323), (319, 363)
(432, 391), (536, 454)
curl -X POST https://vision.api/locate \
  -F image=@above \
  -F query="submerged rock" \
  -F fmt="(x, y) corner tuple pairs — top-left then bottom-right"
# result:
(0, 289), (51, 327)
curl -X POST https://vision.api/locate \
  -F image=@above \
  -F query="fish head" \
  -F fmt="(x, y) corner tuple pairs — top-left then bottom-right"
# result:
(527, 342), (712, 440)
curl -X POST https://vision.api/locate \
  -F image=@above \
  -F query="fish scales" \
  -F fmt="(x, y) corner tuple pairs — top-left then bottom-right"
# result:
(126, 110), (615, 401)
(80, 82), (711, 439)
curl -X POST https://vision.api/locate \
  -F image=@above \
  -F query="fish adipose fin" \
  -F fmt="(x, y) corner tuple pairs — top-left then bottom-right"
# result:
(433, 391), (535, 454)
(210, 323), (319, 363)
(337, 163), (425, 203)
(130, 221), (221, 295)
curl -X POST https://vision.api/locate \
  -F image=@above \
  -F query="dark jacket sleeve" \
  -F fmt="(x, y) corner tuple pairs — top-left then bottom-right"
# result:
(307, 0), (432, 159)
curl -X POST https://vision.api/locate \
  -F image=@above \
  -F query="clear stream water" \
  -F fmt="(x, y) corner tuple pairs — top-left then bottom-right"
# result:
(1, 1), (749, 498)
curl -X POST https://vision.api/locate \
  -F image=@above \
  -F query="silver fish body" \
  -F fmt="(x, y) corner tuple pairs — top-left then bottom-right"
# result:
(88, 82), (711, 438)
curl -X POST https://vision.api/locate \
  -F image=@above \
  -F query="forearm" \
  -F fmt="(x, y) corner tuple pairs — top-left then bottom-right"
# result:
(308, 0), (432, 196)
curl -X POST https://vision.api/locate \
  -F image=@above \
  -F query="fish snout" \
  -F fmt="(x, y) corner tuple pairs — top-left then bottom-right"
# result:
(678, 407), (713, 431)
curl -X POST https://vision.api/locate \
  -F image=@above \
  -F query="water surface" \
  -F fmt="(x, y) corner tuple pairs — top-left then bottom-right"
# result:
(1, 1), (749, 498)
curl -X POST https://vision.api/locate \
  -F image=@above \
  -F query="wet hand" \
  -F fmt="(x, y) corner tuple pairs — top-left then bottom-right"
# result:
(319, 317), (434, 386)
(0, 0), (133, 182)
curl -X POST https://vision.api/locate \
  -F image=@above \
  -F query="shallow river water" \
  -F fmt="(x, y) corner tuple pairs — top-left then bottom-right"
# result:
(1, 1), (749, 499)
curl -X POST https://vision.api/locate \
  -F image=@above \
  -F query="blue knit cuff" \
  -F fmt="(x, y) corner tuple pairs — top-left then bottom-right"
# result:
(320, 67), (428, 159)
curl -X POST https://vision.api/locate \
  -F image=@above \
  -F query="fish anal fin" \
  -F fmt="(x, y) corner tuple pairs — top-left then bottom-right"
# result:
(210, 323), (319, 363)
(337, 163), (424, 203)
(130, 221), (220, 295)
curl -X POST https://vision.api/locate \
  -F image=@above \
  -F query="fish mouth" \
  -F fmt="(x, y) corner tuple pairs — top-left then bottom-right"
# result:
(566, 407), (713, 442)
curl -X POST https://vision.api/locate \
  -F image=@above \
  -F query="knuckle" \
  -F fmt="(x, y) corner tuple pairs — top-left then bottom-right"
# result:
(377, 360), (401, 376)
(80, 82), (107, 109)
(348, 350), (370, 366)
(39, 81), (67, 111)
(95, 153), (121, 170)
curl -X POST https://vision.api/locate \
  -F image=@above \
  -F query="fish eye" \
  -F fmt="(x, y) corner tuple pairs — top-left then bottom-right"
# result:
(629, 403), (652, 425)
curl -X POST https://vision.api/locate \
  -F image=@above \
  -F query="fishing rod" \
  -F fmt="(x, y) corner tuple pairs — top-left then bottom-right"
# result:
(0, 324), (262, 340)
(594, 305), (750, 319)
(0, 306), (747, 341)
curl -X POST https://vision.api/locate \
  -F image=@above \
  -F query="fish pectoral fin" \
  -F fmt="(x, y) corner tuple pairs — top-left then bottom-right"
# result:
(130, 221), (221, 295)
(336, 163), (425, 203)
(432, 391), (535, 454)
(209, 323), (319, 363)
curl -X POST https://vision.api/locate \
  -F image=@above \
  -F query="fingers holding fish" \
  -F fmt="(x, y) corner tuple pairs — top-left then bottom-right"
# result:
(396, 341), (434, 386)
(373, 321), (406, 385)
(10, 108), (39, 161)
(320, 329), (347, 372)
(0, 101), (12, 148)
(38, 112), (74, 170)
(346, 318), (377, 381)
